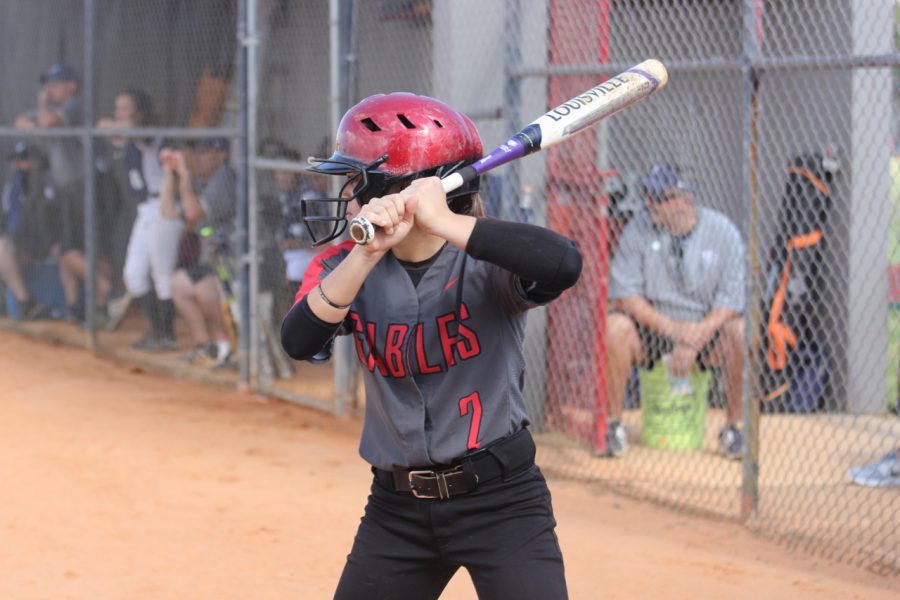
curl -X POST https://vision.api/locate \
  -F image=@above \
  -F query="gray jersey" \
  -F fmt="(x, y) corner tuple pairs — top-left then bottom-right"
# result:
(610, 206), (745, 322)
(299, 240), (552, 471)
(195, 163), (236, 262)
(27, 97), (83, 188)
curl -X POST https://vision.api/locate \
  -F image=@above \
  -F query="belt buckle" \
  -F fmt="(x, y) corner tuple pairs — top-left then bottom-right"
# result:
(408, 466), (462, 499)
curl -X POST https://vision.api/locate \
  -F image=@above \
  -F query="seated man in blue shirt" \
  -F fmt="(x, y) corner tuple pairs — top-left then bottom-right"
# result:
(606, 164), (746, 459)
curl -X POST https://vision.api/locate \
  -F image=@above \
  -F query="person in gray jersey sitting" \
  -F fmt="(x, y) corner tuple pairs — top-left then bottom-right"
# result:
(606, 164), (746, 459)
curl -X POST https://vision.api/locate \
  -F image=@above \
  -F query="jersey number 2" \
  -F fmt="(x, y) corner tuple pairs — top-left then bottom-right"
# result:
(458, 392), (483, 450)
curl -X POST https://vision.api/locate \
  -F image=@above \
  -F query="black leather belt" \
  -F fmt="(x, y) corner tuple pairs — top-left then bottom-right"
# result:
(373, 428), (536, 500)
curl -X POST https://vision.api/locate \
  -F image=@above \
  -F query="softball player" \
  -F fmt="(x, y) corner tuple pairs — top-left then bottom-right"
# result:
(281, 93), (582, 599)
(106, 89), (182, 349)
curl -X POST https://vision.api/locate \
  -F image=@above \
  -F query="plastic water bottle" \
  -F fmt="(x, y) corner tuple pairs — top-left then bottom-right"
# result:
(662, 353), (693, 396)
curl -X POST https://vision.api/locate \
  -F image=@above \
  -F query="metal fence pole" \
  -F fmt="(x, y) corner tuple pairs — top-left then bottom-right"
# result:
(237, 0), (250, 386)
(500, 0), (522, 223)
(331, 0), (358, 417)
(740, 0), (762, 521)
(246, 0), (260, 389)
(83, 0), (96, 347)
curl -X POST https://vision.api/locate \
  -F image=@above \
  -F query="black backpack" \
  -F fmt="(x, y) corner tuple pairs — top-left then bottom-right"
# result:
(760, 152), (836, 413)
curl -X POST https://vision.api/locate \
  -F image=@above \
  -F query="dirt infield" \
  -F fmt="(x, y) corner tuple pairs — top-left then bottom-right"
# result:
(0, 333), (895, 599)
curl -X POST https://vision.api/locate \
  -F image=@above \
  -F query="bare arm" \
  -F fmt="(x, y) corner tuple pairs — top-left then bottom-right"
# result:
(306, 246), (386, 323)
(158, 149), (179, 219)
(693, 306), (740, 347)
(281, 242), (387, 359)
(617, 296), (679, 339)
(35, 108), (66, 129)
(173, 152), (204, 229)
(619, 296), (739, 348)
(671, 306), (741, 376)
(14, 113), (37, 130)
(34, 87), (66, 128)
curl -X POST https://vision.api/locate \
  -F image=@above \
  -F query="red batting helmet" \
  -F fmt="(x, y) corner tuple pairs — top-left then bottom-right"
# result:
(303, 92), (484, 245)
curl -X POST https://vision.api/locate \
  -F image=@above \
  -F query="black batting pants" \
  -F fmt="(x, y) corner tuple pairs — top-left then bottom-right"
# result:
(333, 465), (568, 600)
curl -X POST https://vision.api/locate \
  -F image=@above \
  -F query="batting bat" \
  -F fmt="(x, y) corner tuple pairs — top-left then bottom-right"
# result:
(349, 58), (669, 244)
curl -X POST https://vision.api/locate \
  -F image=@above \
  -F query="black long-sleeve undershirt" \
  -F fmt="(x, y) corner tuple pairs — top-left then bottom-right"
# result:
(466, 217), (582, 294)
(281, 296), (340, 361)
(280, 217), (583, 361)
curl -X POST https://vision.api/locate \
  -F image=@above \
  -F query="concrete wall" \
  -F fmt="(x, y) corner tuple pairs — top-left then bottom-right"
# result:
(847, 0), (893, 413)
(0, 1), (86, 132)
(256, 0), (331, 157)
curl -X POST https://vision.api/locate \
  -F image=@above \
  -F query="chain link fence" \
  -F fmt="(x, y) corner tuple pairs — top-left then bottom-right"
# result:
(0, 0), (896, 577)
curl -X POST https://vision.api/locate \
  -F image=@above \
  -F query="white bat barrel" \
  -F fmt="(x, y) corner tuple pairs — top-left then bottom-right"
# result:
(530, 58), (668, 150)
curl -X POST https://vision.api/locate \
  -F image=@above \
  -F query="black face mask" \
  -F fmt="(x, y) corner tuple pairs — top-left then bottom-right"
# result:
(301, 154), (391, 246)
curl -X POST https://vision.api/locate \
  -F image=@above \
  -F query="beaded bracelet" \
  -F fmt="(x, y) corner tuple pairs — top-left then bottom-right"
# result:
(317, 284), (351, 310)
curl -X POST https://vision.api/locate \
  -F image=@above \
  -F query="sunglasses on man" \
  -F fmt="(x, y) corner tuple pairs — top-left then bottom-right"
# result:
(646, 189), (683, 204)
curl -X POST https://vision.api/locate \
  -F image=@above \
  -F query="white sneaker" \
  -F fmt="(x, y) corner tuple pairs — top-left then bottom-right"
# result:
(718, 425), (745, 460)
(106, 293), (132, 331)
(215, 339), (232, 365)
(606, 421), (628, 457)
(848, 450), (900, 487)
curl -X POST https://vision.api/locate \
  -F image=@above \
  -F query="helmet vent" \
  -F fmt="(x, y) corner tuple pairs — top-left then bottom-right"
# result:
(361, 118), (381, 132)
(433, 119), (443, 128)
(396, 113), (416, 129)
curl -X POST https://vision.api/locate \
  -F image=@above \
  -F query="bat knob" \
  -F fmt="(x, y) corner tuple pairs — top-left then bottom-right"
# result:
(349, 216), (375, 245)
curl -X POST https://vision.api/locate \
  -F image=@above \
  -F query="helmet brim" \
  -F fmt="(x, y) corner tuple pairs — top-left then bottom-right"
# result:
(306, 153), (368, 175)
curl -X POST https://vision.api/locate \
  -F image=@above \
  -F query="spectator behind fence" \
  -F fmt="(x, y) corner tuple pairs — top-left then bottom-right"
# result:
(15, 63), (116, 324)
(271, 146), (323, 293)
(161, 138), (235, 366)
(606, 164), (746, 459)
(99, 89), (182, 350)
(257, 166), (287, 318)
(248, 148), (291, 378)
(55, 157), (123, 326)
(14, 63), (83, 194)
(0, 142), (60, 319)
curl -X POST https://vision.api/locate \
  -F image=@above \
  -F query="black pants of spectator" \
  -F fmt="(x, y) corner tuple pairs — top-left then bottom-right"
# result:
(333, 465), (568, 600)
(138, 290), (175, 341)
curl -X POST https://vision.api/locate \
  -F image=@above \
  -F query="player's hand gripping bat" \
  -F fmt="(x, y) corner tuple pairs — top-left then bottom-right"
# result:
(349, 58), (669, 245)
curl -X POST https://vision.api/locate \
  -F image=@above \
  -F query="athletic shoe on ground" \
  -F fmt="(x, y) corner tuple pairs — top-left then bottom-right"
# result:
(19, 297), (44, 320)
(178, 343), (216, 363)
(210, 339), (233, 371)
(133, 334), (179, 352)
(91, 306), (109, 330)
(215, 339), (232, 364)
(70, 306), (106, 329)
(605, 420), (628, 457)
(211, 358), (238, 373)
(132, 333), (159, 351)
(105, 293), (132, 331)
(847, 450), (900, 487)
(154, 336), (179, 351)
(718, 424), (744, 460)
(65, 303), (85, 324)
